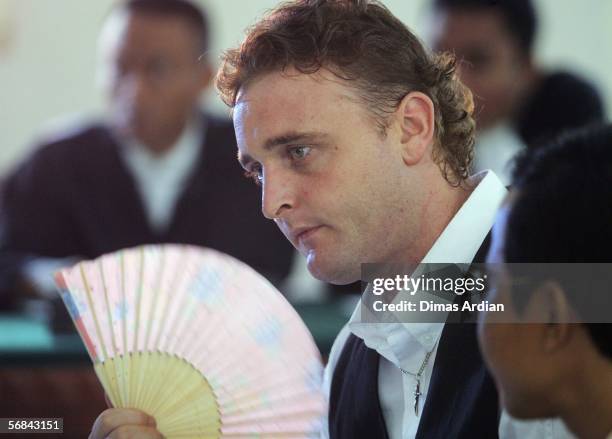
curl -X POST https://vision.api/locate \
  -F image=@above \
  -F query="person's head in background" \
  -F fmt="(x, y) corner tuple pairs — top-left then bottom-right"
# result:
(216, 0), (477, 285)
(98, 0), (213, 154)
(428, 0), (538, 130)
(479, 124), (612, 439)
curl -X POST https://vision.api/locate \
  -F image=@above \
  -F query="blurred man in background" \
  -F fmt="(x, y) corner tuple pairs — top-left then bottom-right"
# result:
(428, 0), (605, 183)
(0, 0), (294, 321)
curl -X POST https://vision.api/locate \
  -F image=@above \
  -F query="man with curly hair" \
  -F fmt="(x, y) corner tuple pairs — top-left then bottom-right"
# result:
(90, 1), (572, 437)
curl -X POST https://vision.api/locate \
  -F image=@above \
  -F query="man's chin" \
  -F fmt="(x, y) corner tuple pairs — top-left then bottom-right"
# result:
(305, 250), (358, 285)
(110, 119), (150, 142)
(500, 390), (551, 420)
(110, 121), (140, 141)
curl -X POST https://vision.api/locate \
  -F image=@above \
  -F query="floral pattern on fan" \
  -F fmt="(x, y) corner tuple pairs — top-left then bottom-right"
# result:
(56, 244), (326, 438)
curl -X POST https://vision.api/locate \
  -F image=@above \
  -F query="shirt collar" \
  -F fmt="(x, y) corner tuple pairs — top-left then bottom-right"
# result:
(348, 170), (507, 362)
(115, 116), (206, 232)
(422, 170), (507, 264)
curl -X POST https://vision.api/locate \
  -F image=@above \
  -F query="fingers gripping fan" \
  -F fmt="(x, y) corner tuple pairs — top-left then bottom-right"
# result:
(56, 244), (325, 438)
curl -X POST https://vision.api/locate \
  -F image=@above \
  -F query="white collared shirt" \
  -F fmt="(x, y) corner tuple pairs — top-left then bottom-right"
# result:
(119, 119), (205, 233)
(320, 170), (575, 439)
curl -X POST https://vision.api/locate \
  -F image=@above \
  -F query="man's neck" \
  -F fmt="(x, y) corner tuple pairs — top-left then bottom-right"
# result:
(123, 114), (198, 157)
(144, 123), (188, 156)
(406, 173), (473, 264)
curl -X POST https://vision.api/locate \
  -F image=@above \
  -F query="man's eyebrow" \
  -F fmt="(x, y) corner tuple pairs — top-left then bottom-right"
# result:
(238, 131), (329, 168)
(262, 131), (327, 150)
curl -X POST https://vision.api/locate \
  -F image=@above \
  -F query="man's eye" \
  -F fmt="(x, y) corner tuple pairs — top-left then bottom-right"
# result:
(244, 165), (263, 186)
(288, 145), (311, 160)
(146, 59), (174, 81)
(462, 50), (492, 71)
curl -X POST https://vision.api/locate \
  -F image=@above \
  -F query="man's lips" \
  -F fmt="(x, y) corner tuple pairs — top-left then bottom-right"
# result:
(290, 225), (323, 245)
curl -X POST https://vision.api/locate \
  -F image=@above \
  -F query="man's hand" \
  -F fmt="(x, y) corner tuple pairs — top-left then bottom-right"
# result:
(90, 408), (162, 439)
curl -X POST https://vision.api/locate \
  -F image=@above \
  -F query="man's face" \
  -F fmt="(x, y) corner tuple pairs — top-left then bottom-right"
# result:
(234, 70), (419, 284)
(478, 205), (558, 418)
(429, 9), (530, 129)
(99, 11), (210, 152)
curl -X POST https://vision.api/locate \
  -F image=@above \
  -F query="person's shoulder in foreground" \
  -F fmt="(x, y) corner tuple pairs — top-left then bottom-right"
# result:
(479, 123), (612, 439)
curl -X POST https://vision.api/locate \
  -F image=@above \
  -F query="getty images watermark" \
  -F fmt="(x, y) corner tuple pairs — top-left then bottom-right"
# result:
(371, 270), (496, 313)
(359, 263), (612, 324)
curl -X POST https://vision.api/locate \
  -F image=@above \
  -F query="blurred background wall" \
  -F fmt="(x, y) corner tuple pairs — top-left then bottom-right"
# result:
(0, 0), (610, 173)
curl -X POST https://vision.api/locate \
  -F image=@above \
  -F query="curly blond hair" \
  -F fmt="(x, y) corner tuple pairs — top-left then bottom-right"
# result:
(216, 0), (475, 185)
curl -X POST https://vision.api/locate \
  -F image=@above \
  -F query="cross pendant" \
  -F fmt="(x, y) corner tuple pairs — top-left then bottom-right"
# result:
(413, 379), (422, 416)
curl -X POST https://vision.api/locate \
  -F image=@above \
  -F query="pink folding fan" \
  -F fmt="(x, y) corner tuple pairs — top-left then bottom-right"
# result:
(56, 244), (325, 438)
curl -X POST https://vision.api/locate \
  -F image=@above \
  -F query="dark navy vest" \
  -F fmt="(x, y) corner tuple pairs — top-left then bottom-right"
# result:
(329, 235), (500, 439)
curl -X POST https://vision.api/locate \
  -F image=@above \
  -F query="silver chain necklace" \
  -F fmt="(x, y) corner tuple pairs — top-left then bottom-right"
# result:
(398, 341), (438, 417)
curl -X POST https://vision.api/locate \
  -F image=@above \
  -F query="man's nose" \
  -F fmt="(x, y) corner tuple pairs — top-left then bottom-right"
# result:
(118, 72), (148, 107)
(261, 168), (294, 220)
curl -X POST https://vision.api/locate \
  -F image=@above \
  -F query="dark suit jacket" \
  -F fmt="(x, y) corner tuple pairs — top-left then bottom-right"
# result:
(0, 114), (294, 310)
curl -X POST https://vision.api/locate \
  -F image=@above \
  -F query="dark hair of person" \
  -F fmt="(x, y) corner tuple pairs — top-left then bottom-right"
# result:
(216, 0), (476, 186)
(504, 123), (612, 358)
(432, 0), (537, 56)
(121, 0), (209, 51)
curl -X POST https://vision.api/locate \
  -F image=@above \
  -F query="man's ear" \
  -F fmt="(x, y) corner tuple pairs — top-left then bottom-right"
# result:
(396, 91), (436, 166)
(197, 59), (214, 91)
(528, 280), (575, 353)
